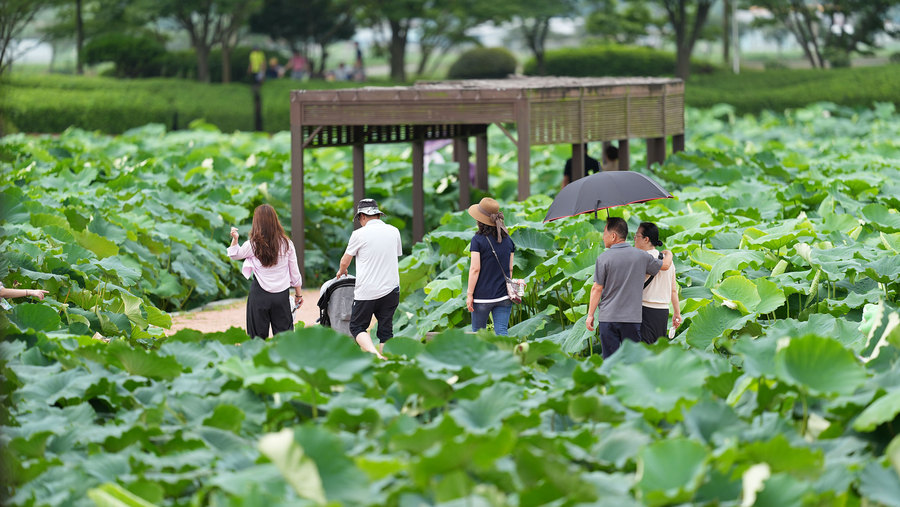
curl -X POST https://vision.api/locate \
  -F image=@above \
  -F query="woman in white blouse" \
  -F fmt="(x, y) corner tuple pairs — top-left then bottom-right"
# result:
(634, 222), (681, 343)
(227, 204), (302, 338)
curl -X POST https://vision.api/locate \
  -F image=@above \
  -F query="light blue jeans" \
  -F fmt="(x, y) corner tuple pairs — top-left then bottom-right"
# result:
(472, 299), (513, 335)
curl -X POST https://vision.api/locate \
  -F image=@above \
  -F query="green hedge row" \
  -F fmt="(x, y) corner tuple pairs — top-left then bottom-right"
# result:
(523, 45), (717, 77)
(3, 64), (899, 134)
(0, 74), (368, 134)
(687, 65), (900, 114)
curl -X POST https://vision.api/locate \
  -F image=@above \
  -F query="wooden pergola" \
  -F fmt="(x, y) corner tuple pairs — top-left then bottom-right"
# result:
(290, 76), (685, 273)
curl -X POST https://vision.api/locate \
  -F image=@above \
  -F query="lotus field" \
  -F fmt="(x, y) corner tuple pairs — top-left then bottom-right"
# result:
(1, 102), (899, 506)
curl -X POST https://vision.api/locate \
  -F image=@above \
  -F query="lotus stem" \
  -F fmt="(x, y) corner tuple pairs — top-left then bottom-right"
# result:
(801, 393), (809, 437)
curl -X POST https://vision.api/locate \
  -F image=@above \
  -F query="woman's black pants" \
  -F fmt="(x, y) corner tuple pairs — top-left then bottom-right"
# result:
(246, 277), (293, 339)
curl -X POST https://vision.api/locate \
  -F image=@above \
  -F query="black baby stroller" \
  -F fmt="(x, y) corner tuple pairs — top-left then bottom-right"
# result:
(317, 275), (355, 336)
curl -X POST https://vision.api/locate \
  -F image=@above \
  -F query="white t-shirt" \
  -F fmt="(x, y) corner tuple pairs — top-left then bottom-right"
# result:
(344, 219), (402, 300)
(642, 248), (676, 309)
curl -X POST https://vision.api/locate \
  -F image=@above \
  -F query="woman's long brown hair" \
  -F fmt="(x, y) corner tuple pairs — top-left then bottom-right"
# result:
(249, 204), (289, 267)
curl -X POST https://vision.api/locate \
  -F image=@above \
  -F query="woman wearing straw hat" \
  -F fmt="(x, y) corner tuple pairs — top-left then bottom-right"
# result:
(466, 197), (516, 335)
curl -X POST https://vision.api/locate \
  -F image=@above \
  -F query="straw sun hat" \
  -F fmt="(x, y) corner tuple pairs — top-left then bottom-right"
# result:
(467, 197), (502, 226)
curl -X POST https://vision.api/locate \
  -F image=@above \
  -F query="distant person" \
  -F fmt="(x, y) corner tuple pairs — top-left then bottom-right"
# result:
(266, 57), (282, 79)
(289, 51), (308, 80)
(228, 204), (303, 339)
(0, 282), (49, 310)
(586, 217), (672, 358)
(562, 148), (600, 188)
(635, 222), (681, 343)
(337, 199), (402, 360)
(353, 41), (366, 81)
(466, 197), (516, 335)
(602, 145), (620, 172)
(248, 46), (266, 83)
(336, 62), (350, 81)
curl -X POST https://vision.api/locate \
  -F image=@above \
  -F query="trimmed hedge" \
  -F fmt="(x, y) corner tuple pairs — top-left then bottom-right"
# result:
(687, 65), (900, 114)
(447, 47), (517, 79)
(0, 74), (384, 134)
(523, 45), (716, 77)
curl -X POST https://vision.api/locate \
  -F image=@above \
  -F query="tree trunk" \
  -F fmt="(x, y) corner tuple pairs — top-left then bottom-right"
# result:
(75, 0), (84, 75)
(722, 0), (730, 67)
(417, 44), (433, 76)
(675, 43), (691, 80)
(222, 47), (232, 83)
(389, 19), (408, 82)
(197, 46), (211, 82)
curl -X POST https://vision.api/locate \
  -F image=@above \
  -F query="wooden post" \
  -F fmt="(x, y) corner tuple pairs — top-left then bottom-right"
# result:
(290, 123), (305, 279)
(516, 100), (531, 200)
(647, 137), (666, 170)
(412, 139), (425, 243)
(455, 137), (470, 209)
(353, 143), (365, 204)
(475, 130), (488, 191)
(571, 143), (585, 181)
(672, 133), (685, 153)
(618, 139), (630, 171)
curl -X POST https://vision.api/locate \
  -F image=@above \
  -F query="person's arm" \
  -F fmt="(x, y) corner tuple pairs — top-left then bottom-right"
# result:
(337, 253), (353, 278)
(561, 175), (570, 189)
(509, 252), (514, 278)
(227, 229), (253, 259)
(586, 283), (603, 331)
(0, 288), (48, 300)
(671, 269), (682, 329)
(660, 250), (673, 271)
(288, 242), (303, 307)
(466, 252), (481, 312)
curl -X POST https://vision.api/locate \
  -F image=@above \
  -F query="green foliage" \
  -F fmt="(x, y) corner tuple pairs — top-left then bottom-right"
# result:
(446, 47), (517, 79)
(83, 32), (167, 78)
(1, 102), (900, 505)
(0, 73), (385, 134)
(523, 45), (716, 77)
(688, 65), (900, 114)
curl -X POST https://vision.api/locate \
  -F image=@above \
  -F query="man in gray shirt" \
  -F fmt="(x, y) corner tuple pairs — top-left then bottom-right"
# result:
(586, 217), (672, 358)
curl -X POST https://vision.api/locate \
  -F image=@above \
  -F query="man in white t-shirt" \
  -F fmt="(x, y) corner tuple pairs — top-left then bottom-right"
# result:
(337, 199), (402, 359)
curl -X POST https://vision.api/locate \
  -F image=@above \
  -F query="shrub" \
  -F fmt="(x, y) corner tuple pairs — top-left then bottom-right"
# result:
(447, 47), (517, 79)
(83, 33), (166, 78)
(523, 45), (717, 77)
(764, 60), (789, 70)
(890, 52), (900, 64)
(824, 47), (852, 68)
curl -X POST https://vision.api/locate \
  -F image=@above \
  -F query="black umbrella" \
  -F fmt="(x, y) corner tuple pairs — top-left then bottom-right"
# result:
(544, 171), (673, 222)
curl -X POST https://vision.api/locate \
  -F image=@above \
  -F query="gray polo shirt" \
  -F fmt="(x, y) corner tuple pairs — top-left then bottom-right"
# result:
(594, 243), (663, 323)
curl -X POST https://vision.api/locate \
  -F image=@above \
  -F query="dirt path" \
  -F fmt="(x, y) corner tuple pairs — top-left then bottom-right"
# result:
(167, 288), (322, 336)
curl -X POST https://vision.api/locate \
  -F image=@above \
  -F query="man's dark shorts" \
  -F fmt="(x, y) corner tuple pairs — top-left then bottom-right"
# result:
(349, 287), (400, 343)
(597, 321), (641, 359)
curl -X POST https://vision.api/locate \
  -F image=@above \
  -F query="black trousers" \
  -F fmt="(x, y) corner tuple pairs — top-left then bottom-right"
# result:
(640, 306), (669, 344)
(597, 322), (641, 359)
(246, 277), (293, 339)
(349, 287), (400, 343)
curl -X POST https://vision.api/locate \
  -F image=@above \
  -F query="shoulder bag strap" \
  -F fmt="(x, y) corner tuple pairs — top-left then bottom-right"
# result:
(485, 236), (513, 283)
(643, 251), (665, 289)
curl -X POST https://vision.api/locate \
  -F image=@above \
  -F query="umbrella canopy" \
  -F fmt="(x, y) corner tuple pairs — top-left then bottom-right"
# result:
(544, 171), (673, 222)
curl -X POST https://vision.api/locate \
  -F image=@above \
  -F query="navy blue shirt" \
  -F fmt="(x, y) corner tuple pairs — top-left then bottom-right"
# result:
(471, 234), (516, 301)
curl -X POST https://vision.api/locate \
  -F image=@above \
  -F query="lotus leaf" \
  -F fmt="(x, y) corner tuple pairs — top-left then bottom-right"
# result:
(636, 438), (709, 506)
(774, 334), (867, 397)
(610, 347), (708, 417)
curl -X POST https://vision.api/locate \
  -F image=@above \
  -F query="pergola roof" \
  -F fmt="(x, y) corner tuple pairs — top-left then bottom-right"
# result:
(290, 76), (684, 148)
